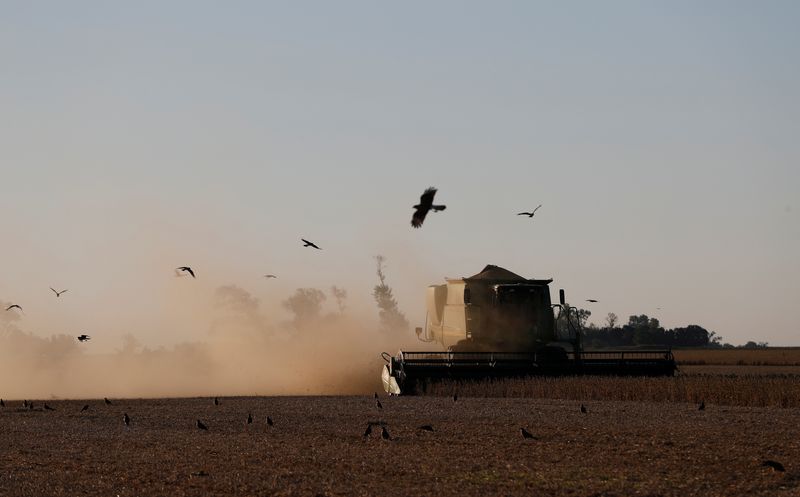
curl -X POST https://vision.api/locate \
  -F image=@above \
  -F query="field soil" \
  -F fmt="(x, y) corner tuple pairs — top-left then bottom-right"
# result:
(1, 396), (798, 497)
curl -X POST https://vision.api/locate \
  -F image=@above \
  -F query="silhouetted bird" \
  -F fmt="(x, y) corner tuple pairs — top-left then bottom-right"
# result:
(0, 399), (4, 407)
(363, 423), (373, 438)
(517, 205), (542, 217)
(698, 400), (705, 411)
(123, 413), (130, 426)
(22, 400), (28, 408)
(381, 426), (391, 440)
(247, 413), (253, 424)
(77, 335), (91, 342)
(213, 397), (220, 406)
(44, 403), (55, 411)
(266, 416), (274, 427)
(520, 427), (536, 439)
(453, 393), (458, 403)
(5, 304), (22, 312)
(104, 397), (112, 405)
(580, 404), (588, 414)
(50, 287), (68, 297)
(196, 419), (208, 431)
(373, 392), (378, 400)
(411, 187), (446, 228)
(762, 460), (785, 472)
(585, 299), (598, 303)
(375, 399), (382, 409)
(264, 274), (277, 279)
(176, 266), (196, 278)
(301, 238), (321, 250)
(418, 425), (434, 432)
(80, 404), (89, 412)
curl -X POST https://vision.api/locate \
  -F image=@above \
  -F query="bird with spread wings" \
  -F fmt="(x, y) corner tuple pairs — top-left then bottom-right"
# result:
(411, 187), (446, 228)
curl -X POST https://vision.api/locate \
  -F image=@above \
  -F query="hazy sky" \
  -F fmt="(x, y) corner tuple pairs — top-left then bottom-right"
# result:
(1, 1), (798, 350)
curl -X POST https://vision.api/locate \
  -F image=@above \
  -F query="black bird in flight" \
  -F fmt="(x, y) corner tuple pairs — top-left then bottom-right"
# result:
(247, 413), (253, 424)
(196, 419), (208, 431)
(363, 423), (373, 438)
(44, 403), (55, 411)
(123, 413), (131, 426)
(5, 304), (22, 312)
(266, 416), (274, 427)
(520, 427), (536, 439)
(50, 287), (68, 297)
(580, 404), (588, 414)
(418, 425), (434, 432)
(213, 397), (220, 406)
(264, 274), (277, 279)
(176, 266), (196, 278)
(375, 399), (382, 410)
(80, 404), (89, 412)
(585, 299), (598, 303)
(762, 460), (786, 472)
(698, 400), (705, 411)
(301, 238), (321, 250)
(411, 187), (446, 228)
(381, 426), (392, 440)
(517, 205), (542, 218)
(104, 397), (112, 406)
(77, 335), (91, 342)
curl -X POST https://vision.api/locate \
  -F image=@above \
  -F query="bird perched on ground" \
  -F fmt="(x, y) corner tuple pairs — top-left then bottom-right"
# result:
(373, 392), (378, 400)
(301, 238), (321, 250)
(77, 335), (91, 342)
(44, 403), (55, 411)
(213, 397), (220, 406)
(80, 404), (89, 412)
(123, 413), (130, 426)
(762, 460), (786, 472)
(363, 423), (373, 438)
(266, 416), (274, 427)
(411, 187), (446, 228)
(176, 266), (195, 278)
(22, 400), (28, 408)
(517, 205), (542, 218)
(50, 287), (68, 297)
(520, 427), (536, 439)
(264, 274), (277, 279)
(453, 393), (458, 403)
(418, 425), (434, 432)
(28, 402), (34, 410)
(247, 413), (253, 424)
(698, 400), (705, 411)
(585, 299), (598, 303)
(5, 304), (22, 312)
(0, 399), (5, 407)
(196, 419), (208, 431)
(580, 404), (588, 414)
(104, 397), (112, 405)
(375, 398), (382, 409)
(381, 426), (392, 440)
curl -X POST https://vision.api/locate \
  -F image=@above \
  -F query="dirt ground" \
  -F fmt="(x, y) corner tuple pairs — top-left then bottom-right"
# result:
(1, 396), (798, 497)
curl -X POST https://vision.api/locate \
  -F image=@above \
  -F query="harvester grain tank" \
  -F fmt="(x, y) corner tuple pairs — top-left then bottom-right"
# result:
(382, 265), (676, 394)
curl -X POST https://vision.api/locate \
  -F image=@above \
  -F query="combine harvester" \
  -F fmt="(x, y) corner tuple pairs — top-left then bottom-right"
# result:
(382, 265), (676, 394)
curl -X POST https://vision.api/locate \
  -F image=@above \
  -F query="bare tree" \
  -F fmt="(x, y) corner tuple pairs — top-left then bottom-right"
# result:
(373, 256), (409, 334)
(605, 312), (618, 329)
(330, 286), (347, 313)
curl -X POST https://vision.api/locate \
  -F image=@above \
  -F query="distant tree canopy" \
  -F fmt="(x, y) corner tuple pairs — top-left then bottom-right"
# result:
(282, 288), (327, 326)
(373, 255), (409, 334)
(581, 312), (724, 348)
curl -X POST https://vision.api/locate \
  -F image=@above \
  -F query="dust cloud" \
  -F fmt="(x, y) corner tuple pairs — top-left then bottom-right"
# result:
(0, 285), (420, 400)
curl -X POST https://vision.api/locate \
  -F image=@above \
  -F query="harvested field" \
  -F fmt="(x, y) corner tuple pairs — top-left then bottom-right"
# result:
(673, 348), (800, 366)
(1, 396), (799, 497)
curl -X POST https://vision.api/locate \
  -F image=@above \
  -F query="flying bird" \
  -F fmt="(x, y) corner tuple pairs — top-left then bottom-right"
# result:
(247, 413), (253, 424)
(580, 404), (588, 414)
(196, 419), (208, 431)
(77, 335), (91, 342)
(418, 425), (434, 432)
(517, 205), (542, 218)
(5, 304), (22, 312)
(80, 404), (89, 412)
(585, 299), (598, 303)
(266, 416), (274, 427)
(301, 238), (321, 250)
(123, 413), (130, 426)
(363, 423), (373, 438)
(50, 287), (68, 297)
(381, 426), (392, 440)
(104, 397), (112, 406)
(176, 266), (196, 278)
(264, 274), (277, 279)
(520, 427), (536, 439)
(762, 460), (786, 472)
(411, 187), (446, 228)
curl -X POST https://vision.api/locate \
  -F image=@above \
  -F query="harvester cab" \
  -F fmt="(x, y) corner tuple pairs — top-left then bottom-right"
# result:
(381, 264), (676, 394)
